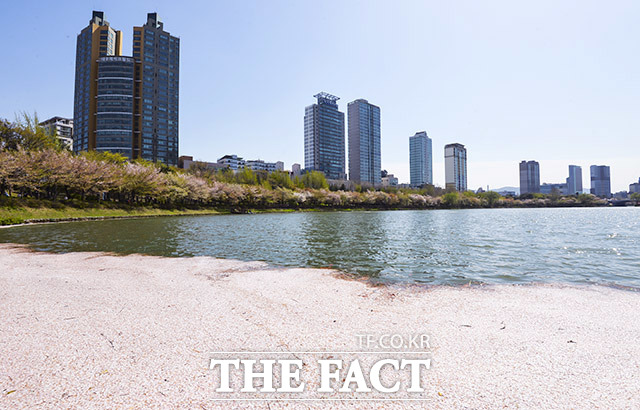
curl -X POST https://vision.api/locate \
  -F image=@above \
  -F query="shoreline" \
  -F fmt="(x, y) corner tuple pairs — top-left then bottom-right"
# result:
(2, 230), (640, 292)
(3, 241), (640, 293)
(1, 194), (623, 227)
(1, 244), (639, 408)
(0, 202), (628, 228)
(0, 211), (223, 228)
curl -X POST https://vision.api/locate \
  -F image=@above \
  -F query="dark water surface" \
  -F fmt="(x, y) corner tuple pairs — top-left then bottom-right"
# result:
(1, 208), (639, 286)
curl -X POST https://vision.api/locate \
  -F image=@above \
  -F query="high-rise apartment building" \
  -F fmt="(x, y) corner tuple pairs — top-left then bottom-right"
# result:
(519, 160), (540, 194)
(304, 92), (346, 180)
(347, 99), (381, 184)
(444, 143), (467, 191)
(73, 11), (179, 166)
(566, 165), (583, 195)
(95, 56), (135, 157)
(133, 13), (180, 166)
(409, 131), (433, 187)
(73, 11), (123, 155)
(590, 165), (611, 198)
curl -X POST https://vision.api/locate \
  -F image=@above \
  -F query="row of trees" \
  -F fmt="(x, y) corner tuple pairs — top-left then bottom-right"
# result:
(0, 148), (340, 207)
(0, 148), (610, 210)
(191, 165), (329, 190)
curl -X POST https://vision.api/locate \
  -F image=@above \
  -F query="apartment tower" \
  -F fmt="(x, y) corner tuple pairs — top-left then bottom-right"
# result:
(519, 160), (541, 194)
(445, 143), (467, 191)
(566, 165), (583, 195)
(409, 131), (433, 187)
(73, 11), (179, 166)
(304, 92), (346, 180)
(590, 165), (611, 198)
(348, 99), (381, 184)
(133, 13), (180, 166)
(73, 11), (123, 155)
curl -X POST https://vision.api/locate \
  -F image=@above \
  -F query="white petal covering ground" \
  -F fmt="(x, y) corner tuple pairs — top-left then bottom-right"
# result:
(1, 244), (638, 409)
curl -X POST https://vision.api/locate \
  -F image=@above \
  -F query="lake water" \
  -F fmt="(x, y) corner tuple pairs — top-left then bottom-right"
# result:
(1, 208), (639, 286)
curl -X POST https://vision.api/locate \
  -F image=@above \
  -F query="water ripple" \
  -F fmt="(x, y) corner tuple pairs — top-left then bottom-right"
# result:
(1, 208), (640, 286)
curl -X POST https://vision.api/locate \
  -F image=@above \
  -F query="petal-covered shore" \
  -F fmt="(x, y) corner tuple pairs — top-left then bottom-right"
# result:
(1, 244), (638, 409)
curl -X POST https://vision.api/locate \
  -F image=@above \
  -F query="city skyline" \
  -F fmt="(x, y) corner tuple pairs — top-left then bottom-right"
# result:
(1, 1), (639, 191)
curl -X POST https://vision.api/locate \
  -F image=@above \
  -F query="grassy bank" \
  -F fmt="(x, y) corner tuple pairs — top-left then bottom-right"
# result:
(0, 198), (364, 226)
(0, 196), (616, 227)
(0, 198), (223, 226)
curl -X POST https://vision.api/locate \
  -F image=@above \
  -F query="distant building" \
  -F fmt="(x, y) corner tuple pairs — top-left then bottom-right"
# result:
(590, 165), (611, 198)
(245, 160), (266, 171)
(566, 165), (583, 195)
(629, 178), (640, 194)
(292, 163), (301, 177)
(178, 155), (192, 168)
(381, 174), (399, 188)
(444, 143), (467, 191)
(217, 154), (245, 170)
(178, 155), (225, 171)
(39, 116), (73, 149)
(245, 159), (284, 173)
(540, 183), (568, 195)
(409, 131), (433, 187)
(347, 99), (381, 184)
(304, 92), (346, 180)
(519, 160), (540, 194)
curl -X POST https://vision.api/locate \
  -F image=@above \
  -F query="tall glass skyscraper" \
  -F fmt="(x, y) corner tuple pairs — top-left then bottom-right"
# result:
(566, 165), (583, 195)
(409, 131), (433, 187)
(73, 11), (179, 166)
(519, 160), (541, 194)
(590, 165), (611, 198)
(348, 99), (381, 184)
(304, 93), (345, 180)
(445, 143), (467, 191)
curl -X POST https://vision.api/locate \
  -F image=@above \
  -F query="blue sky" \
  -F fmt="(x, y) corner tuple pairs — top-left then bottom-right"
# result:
(1, 0), (639, 191)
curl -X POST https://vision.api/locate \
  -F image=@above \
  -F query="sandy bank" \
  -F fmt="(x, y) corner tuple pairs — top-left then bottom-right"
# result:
(1, 244), (639, 409)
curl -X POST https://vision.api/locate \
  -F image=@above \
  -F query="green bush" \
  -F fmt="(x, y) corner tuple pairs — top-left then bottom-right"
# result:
(0, 216), (25, 225)
(442, 192), (460, 208)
